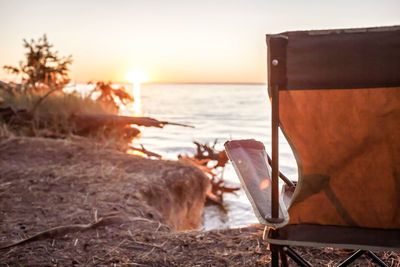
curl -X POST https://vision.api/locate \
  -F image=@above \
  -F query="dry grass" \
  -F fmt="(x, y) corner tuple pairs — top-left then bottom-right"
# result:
(1, 89), (116, 115)
(0, 90), (117, 137)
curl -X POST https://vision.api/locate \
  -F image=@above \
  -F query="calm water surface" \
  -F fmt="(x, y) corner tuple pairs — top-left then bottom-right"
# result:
(124, 84), (298, 230)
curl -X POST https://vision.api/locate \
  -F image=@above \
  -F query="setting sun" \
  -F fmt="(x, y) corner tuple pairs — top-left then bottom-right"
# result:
(125, 70), (148, 84)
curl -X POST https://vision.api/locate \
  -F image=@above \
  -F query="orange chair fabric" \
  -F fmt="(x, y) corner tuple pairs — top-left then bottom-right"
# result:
(280, 87), (400, 229)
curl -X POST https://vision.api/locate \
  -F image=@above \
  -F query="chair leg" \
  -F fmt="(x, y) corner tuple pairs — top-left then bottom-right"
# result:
(366, 251), (388, 267)
(283, 246), (311, 267)
(270, 244), (280, 267)
(279, 247), (289, 267)
(337, 250), (365, 267)
(270, 246), (387, 267)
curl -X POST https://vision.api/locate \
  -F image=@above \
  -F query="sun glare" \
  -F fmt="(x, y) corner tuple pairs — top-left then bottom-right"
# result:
(125, 70), (148, 84)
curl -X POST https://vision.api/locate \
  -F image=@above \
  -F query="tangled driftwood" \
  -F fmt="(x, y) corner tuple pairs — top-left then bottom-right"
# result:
(179, 140), (240, 205)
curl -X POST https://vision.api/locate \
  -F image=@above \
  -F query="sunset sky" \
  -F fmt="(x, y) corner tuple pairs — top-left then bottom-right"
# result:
(1, 0), (399, 84)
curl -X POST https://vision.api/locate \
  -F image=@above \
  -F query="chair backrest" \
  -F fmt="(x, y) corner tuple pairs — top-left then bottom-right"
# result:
(267, 26), (400, 229)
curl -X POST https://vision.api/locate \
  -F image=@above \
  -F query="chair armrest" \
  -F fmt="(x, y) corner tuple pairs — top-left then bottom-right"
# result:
(224, 139), (290, 228)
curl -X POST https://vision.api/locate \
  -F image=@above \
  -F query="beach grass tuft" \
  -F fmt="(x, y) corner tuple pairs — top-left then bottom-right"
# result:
(0, 89), (118, 136)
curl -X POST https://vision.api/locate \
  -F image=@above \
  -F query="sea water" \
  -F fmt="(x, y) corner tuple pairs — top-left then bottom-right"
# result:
(128, 83), (298, 230)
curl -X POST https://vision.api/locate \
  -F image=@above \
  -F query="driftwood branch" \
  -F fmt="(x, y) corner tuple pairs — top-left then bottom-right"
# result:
(193, 141), (228, 168)
(179, 140), (239, 205)
(129, 144), (162, 159)
(71, 113), (194, 129)
(0, 216), (123, 250)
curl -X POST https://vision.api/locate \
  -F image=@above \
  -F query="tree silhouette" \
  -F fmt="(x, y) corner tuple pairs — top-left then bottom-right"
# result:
(4, 34), (72, 94)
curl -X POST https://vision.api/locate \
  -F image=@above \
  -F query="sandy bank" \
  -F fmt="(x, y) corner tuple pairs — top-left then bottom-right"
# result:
(0, 137), (269, 265)
(0, 137), (396, 266)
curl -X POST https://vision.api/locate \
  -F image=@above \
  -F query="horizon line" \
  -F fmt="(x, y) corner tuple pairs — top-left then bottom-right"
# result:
(0, 78), (266, 86)
(142, 81), (266, 85)
(91, 81), (266, 86)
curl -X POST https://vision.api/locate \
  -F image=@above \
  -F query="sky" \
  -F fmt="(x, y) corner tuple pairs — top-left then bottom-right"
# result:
(1, 0), (399, 84)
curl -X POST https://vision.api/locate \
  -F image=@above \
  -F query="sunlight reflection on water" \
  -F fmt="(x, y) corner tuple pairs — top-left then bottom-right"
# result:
(120, 83), (142, 116)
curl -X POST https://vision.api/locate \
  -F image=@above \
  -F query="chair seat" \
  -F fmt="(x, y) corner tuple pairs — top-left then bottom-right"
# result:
(267, 224), (400, 251)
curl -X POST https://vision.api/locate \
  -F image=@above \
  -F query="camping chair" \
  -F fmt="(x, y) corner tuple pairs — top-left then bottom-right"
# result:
(225, 26), (400, 266)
